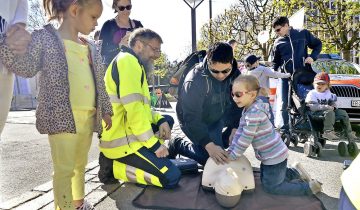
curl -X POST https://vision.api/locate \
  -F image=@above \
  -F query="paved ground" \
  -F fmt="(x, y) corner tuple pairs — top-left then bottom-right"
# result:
(0, 105), (358, 210)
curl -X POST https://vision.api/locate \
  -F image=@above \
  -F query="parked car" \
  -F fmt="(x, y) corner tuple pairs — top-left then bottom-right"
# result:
(269, 53), (360, 123)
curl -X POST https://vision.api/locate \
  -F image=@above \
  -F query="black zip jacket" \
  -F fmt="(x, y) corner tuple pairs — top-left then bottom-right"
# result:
(272, 28), (322, 73)
(176, 59), (241, 147)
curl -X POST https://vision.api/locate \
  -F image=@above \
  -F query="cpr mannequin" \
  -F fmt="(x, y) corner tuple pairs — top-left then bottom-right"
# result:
(202, 156), (255, 208)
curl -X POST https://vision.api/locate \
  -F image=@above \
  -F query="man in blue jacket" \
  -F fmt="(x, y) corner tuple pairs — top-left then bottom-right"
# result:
(170, 42), (242, 166)
(271, 16), (322, 131)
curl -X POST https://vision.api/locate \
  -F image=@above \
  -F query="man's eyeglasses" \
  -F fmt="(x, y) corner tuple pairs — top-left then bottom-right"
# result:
(274, 26), (283, 33)
(231, 91), (250, 98)
(140, 41), (161, 54)
(117, 5), (132, 11)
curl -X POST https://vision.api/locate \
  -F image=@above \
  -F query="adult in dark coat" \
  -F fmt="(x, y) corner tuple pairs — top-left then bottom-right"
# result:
(170, 42), (242, 166)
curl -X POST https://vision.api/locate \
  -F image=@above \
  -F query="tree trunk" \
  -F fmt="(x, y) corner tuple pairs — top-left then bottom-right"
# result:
(342, 50), (351, 62)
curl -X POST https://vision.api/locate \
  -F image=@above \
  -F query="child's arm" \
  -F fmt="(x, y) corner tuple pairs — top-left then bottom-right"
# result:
(329, 93), (338, 108)
(0, 29), (43, 78)
(228, 112), (262, 160)
(264, 67), (291, 79)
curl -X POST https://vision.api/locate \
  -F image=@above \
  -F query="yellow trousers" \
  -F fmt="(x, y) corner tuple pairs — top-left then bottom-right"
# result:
(48, 109), (95, 210)
(0, 71), (14, 137)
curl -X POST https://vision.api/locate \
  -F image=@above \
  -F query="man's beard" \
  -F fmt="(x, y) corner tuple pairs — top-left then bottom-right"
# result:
(143, 60), (154, 74)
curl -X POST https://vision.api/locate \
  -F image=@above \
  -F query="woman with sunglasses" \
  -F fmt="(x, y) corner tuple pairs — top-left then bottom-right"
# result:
(99, 0), (143, 66)
(169, 42), (242, 166)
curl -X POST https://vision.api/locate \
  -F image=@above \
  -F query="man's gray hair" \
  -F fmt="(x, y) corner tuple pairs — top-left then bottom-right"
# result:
(129, 28), (163, 47)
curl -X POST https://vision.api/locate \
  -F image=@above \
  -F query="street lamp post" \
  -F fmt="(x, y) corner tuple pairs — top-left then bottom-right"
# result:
(183, 0), (204, 52)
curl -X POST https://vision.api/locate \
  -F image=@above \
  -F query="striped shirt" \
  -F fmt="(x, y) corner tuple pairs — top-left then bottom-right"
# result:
(228, 99), (288, 165)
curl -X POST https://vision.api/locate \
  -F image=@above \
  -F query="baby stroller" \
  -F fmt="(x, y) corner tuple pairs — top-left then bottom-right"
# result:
(280, 65), (359, 157)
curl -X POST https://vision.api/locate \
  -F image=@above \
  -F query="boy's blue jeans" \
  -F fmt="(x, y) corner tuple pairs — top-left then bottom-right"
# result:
(178, 120), (225, 165)
(260, 159), (312, 196)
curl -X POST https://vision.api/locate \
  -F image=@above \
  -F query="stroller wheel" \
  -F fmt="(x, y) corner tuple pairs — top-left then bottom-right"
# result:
(315, 142), (323, 157)
(304, 142), (315, 157)
(319, 138), (326, 148)
(298, 135), (307, 143)
(347, 142), (359, 158)
(291, 135), (299, 147)
(338, 142), (347, 157)
(281, 133), (291, 147)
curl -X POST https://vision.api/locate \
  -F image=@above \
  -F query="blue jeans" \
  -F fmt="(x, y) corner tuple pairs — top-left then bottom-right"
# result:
(258, 96), (274, 126)
(178, 120), (225, 165)
(276, 78), (289, 130)
(260, 159), (312, 196)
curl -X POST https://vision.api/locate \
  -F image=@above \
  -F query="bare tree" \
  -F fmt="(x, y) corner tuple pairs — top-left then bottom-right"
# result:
(198, 0), (278, 61)
(28, 0), (47, 31)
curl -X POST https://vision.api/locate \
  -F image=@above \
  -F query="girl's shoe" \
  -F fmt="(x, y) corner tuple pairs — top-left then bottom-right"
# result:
(292, 162), (312, 182)
(309, 179), (323, 195)
(76, 200), (95, 210)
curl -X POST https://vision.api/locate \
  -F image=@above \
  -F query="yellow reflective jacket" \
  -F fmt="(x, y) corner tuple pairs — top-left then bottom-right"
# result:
(100, 47), (164, 159)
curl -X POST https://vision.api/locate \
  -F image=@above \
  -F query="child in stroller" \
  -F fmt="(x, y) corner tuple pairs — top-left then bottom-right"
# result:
(305, 72), (359, 157)
(281, 68), (359, 157)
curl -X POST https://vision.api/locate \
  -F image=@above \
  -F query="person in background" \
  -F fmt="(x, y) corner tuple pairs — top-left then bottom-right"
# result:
(271, 16), (322, 132)
(0, 0), (29, 141)
(98, 28), (181, 188)
(0, 0), (113, 209)
(227, 39), (237, 54)
(228, 75), (322, 196)
(305, 72), (357, 141)
(99, 0), (143, 66)
(244, 54), (291, 125)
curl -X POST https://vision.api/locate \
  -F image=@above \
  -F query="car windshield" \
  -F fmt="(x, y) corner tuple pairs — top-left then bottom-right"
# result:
(312, 60), (360, 75)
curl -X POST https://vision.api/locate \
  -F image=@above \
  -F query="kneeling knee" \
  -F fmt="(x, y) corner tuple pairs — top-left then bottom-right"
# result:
(163, 165), (181, 189)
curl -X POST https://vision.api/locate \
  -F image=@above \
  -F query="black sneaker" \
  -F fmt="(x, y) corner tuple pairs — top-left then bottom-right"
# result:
(98, 152), (118, 184)
(167, 137), (183, 159)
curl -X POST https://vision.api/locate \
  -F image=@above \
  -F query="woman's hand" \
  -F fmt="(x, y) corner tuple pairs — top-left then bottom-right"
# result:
(5, 23), (31, 55)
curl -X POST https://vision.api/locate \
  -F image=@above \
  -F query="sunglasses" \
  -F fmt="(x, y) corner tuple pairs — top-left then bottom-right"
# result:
(245, 64), (252, 68)
(274, 26), (283, 33)
(231, 91), (250, 98)
(117, 5), (132, 11)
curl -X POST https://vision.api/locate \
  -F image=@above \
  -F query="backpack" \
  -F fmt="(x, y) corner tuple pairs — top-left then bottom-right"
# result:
(168, 50), (207, 98)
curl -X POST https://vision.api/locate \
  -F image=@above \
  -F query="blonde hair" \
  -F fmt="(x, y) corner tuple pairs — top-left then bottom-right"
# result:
(233, 75), (268, 96)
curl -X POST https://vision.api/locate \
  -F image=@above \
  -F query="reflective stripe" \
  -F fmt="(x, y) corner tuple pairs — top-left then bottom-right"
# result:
(136, 129), (154, 141)
(160, 166), (168, 174)
(109, 94), (150, 105)
(100, 128), (154, 148)
(126, 165), (137, 182)
(99, 135), (137, 148)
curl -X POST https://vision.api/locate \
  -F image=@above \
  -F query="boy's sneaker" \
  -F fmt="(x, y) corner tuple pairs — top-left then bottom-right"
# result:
(322, 130), (339, 141)
(309, 179), (322, 195)
(347, 131), (358, 141)
(76, 200), (95, 210)
(292, 162), (312, 182)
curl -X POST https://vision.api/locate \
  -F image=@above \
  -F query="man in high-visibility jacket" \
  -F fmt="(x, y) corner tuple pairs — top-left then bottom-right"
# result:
(98, 28), (181, 188)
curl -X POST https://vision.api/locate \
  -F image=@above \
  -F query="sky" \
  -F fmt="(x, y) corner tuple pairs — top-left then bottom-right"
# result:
(98, 0), (238, 62)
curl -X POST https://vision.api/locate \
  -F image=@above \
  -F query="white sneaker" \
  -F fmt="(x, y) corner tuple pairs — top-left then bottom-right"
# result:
(309, 179), (322, 194)
(347, 131), (358, 141)
(322, 130), (339, 141)
(76, 200), (95, 210)
(292, 162), (312, 182)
